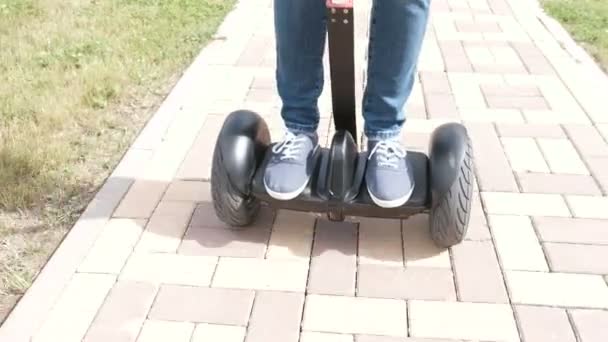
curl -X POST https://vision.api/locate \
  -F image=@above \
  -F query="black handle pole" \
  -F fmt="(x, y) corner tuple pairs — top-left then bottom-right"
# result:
(326, 0), (357, 144)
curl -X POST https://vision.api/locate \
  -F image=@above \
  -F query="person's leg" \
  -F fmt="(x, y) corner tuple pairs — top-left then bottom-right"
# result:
(264, 0), (327, 200)
(363, 0), (431, 208)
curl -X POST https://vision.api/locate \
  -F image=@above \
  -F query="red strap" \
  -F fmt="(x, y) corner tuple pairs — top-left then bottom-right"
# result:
(326, 0), (353, 9)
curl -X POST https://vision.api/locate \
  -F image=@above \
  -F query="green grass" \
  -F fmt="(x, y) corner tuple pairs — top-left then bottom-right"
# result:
(542, 0), (608, 71)
(0, 0), (235, 322)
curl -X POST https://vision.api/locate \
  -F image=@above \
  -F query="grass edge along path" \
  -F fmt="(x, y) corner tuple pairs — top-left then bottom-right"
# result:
(540, 0), (608, 72)
(0, 0), (236, 323)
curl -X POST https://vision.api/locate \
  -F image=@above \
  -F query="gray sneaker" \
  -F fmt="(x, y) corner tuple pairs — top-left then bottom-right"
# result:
(366, 138), (415, 208)
(263, 131), (319, 200)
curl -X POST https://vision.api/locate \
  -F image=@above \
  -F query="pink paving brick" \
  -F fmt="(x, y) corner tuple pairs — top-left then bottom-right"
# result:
(515, 305), (576, 342)
(544, 243), (608, 274)
(517, 173), (601, 195)
(465, 191), (492, 241)
(586, 157), (608, 193)
(176, 114), (224, 181)
(438, 41), (473, 72)
(485, 95), (549, 110)
(357, 264), (456, 301)
(135, 201), (195, 253)
(533, 217), (608, 245)
(113, 180), (169, 219)
(149, 285), (254, 325)
(419, 71), (452, 94)
(455, 20), (502, 33)
(409, 300), (519, 341)
(512, 42), (555, 75)
(496, 123), (565, 138)
(84, 281), (158, 342)
(402, 214), (451, 268)
(481, 83), (542, 97)
(424, 93), (460, 119)
(357, 217), (403, 266)
(178, 223), (271, 258)
(307, 219), (357, 296)
(451, 240), (509, 303)
(163, 180), (212, 202)
(563, 124), (608, 158)
(569, 309), (608, 342)
(245, 291), (304, 342)
(189, 202), (274, 230)
(465, 123), (519, 192)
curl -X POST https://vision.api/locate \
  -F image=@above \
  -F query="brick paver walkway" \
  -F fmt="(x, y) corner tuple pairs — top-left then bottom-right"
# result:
(2, 0), (608, 341)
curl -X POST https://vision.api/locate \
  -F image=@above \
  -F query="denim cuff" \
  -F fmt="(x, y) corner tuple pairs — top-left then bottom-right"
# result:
(364, 129), (402, 141)
(285, 122), (318, 135)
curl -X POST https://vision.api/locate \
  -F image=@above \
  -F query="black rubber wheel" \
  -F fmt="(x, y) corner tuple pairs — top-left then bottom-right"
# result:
(210, 141), (260, 228)
(429, 135), (474, 248)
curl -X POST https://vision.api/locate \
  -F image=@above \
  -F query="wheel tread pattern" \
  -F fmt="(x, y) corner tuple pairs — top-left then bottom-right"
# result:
(211, 143), (260, 228)
(430, 136), (475, 248)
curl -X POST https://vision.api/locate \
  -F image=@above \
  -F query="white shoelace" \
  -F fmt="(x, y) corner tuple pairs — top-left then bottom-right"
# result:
(368, 140), (407, 169)
(272, 131), (308, 161)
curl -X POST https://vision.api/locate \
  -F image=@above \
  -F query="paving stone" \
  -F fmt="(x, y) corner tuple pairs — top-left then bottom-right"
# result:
(465, 123), (519, 192)
(245, 291), (304, 342)
(120, 253), (217, 286)
(135, 201), (194, 253)
(78, 219), (145, 273)
(505, 271), (608, 308)
(537, 138), (589, 174)
(84, 281), (158, 342)
(566, 195), (608, 219)
(533, 217), (608, 245)
(163, 180), (211, 202)
(501, 137), (549, 173)
(402, 214), (451, 268)
(266, 210), (315, 260)
(544, 243), (608, 274)
(481, 192), (571, 217)
(356, 336), (451, 342)
(409, 300), (519, 341)
(515, 305), (576, 342)
(301, 332), (354, 342)
(177, 115), (224, 180)
(586, 157), (608, 193)
(455, 190), (487, 242)
(486, 96), (549, 110)
(308, 219), (357, 295)
(212, 257), (309, 292)
(496, 123), (565, 138)
(563, 124), (608, 157)
(517, 173), (601, 195)
(420, 71), (451, 94)
(512, 42), (554, 74)
(569, 309), (608, 342)
(358, 217), (403, 266)
(191, 324), (245, 342)
(136, 320), (194, 342)
(179, 225), (270, 258)
(455, 20), (502, 33)
(113, 180), (168, 219)
(488, 215), (548, 271)
(302, 295), (407, 337)
(438, 40), (473, 72)
(451, 240), (509, 303)
(425, 93), (460, 119)
(481, 83), (542, 97)
(32, 273), (116, 342)
(357, 264), (456, 301)
(189, 203), (274, 230)
(149, 285), (254, 325)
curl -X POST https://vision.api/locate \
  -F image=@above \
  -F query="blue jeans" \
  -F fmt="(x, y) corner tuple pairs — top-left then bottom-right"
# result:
(274, 0), (431, 140)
